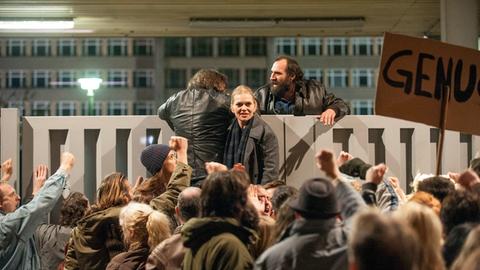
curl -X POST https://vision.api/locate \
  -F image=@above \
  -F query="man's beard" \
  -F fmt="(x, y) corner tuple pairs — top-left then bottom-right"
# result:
(270, 81), (290, 98)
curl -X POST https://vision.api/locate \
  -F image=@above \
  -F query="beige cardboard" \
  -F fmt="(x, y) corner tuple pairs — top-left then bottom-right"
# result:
(376, 32), (480, 136)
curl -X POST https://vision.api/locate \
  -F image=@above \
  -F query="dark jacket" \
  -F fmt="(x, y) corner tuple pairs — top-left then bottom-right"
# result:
(35, 224), (72, 270)
(255, 80), (350, 118)
(106, 245), (150, 270)
(182, 217), (255, 270)
(225, 114), (279, 184)
(158, 88), (232, 186)
(254, 179), (365, 270)
(64, 206), (125, 270)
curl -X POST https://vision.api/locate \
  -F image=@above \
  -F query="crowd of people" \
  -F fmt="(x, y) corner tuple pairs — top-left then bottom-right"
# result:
(1, 56), (479, 270)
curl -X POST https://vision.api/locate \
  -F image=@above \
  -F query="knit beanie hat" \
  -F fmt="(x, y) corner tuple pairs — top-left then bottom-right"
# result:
(141, 144), (170, 175)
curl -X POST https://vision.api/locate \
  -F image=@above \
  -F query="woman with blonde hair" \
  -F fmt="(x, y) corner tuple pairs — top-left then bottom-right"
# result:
(107, 202), (171, 270)
(65, 172), (133, 270)
(394, 202), (445, 270)
(224, 85), (279, 184)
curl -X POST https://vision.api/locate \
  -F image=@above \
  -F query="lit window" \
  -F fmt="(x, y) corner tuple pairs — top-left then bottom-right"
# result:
(107, 70), (128, 88)
(351, 99), (374, 115)
(352, 69), (375, 87)
(108, 101), (128, 115)
(83, 39), (102, 56)
(32, 70), (50, 88)
(352, 37), (373, 56)
(274, 38), (296, 56)
(133, 39), (154, 56)
(165, 69), (186, 89)
(7, 39), (25, 56)
(134, 70), (154, 88)
(7, 70), (25, 88)
(218, 38), (239, 56)
(327, 38), (347, 56)
(303, 68), (323, 82)
(327, 69), (348, 88)
(134, 101), (155, 115)
(191, 37), (213, 57)
(32, 39), (51, 56)
(302, 38), (322, 56)
(58, 70), (76, 88)
(32, 101), (50, 116)
(57, 101), (76, 116)
(108, 38), (128, 56)
(246, 69), (267, 89)
(245, 37), (266, 56)
(57, 39), (76, 56)
(218, 68), (240, 88)
(165, 38), (186, 57)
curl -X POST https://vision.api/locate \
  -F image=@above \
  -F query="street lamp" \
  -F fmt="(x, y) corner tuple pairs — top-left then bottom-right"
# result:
(78, 78), (102, 115)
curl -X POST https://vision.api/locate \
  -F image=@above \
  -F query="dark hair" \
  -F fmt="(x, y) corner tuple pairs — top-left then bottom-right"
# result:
(273, 196), (297, 242)
(274, 55), (304, 82)
(443, 222), (478, 268)
(441, 190), (480, 234)
(349, 209), (420, 270)
(200, 171), (249, 218)
(187, 69), (227, 91)
(271, 185), (298, 212)
(60, 192), (89, 227)
(177, 187), (201, 222)
(417, 176), (455, 202)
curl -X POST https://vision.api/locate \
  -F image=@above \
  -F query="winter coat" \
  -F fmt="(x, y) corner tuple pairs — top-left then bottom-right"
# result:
(158, 88), (232, 186)
(106, 245), (150, 270)
(64, 206), (125, 270)
(35, 224), (72, 270)
(182, 217), (255, 270)
(225, 114), (279, 184)
(0, 169), (68, 270)
(255, 79), (350, 118)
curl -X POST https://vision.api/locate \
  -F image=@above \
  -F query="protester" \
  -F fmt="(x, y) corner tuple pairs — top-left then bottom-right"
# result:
(36, 191), (89, 270)
(65, 172), (133, 270)
(182, 170), (256, 269)
(0, 153), (75, 269)
(106, 202), (171, 270)
(255, 149), (365, 270)
(158, 69), (232, 186)
(224, 85), (279, 184)
(255, 55), (350, 125)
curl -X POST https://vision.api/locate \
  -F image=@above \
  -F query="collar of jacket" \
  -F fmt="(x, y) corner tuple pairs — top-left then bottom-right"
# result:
(290, 217), (337, 235)
(181, 217), (257, 252)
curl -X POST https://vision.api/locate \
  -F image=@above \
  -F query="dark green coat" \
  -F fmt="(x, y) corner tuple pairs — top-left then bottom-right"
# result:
(182, 217), (255, 270)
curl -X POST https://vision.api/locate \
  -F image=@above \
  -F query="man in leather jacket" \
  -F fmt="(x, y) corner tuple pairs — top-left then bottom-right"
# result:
(255, 56), (350, 125)
(158, 69), (232, 187)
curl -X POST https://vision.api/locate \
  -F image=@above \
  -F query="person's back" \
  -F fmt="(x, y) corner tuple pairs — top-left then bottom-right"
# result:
(158, 69), (232, 186)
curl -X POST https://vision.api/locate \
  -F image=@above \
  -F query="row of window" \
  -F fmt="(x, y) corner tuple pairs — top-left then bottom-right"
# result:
(0, 36), (383, 58)
(1, 69), (154, 88)
(7, 99), (374, 116)
(1, 67), (377, 89)
(7, 100), (156, 116)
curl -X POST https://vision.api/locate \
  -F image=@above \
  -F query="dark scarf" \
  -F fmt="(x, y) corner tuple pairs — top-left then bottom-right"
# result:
(224, 119), (253, 169)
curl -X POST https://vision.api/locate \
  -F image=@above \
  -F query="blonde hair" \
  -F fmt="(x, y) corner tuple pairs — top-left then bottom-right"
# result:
(120, 202), (171, 251)
(251, 215), (276, 259)
(394, 202), (445, 270)
(231, 85), (257, 109)
(451, 226), (480, 270)
(408, 191), (442, 216)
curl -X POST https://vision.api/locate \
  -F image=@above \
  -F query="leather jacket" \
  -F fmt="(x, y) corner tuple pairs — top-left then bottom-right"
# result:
(255, 79), (350, 119)
(158, 88), (232, 186)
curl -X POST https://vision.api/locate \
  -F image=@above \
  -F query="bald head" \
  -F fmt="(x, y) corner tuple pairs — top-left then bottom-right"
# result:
(176, 187), (201, 223)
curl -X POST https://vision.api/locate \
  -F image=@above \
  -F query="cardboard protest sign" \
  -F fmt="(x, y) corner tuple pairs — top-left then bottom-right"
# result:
(375, 32), (480, 136)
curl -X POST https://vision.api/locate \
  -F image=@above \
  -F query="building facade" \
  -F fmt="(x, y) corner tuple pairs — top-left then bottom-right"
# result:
(0, 36), (382, 116)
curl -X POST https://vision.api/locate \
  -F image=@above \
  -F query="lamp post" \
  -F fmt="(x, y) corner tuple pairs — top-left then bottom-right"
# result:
(78, 78), (102, 115)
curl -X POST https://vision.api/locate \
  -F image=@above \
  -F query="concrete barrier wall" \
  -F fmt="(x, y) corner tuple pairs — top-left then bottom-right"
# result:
(1, 108), (478, 201)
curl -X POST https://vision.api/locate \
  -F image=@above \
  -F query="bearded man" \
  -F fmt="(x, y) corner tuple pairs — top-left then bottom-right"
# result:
(254, 56), (350, 125)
